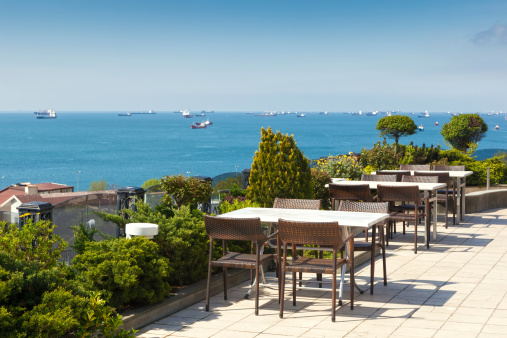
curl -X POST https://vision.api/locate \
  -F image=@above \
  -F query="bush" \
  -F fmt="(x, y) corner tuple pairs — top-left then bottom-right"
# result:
(218, 198), (261, 214)
(248, 127), (313, 207)
(311, 169), (331, 210)
(360, 140), (400, 171)
(316, 154), (363, 181)
(160, 175), (213, 209)
(72, 236), (171, 309)
(400, 143), (441, 165)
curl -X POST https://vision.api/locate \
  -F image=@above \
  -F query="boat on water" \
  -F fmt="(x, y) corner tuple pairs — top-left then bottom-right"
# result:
(131, 110), (156, 115)
(434, 121), (439, 126)
(118, 112), (131, 116)
(181, 109), (193, 118)
(418, 111), (430, 118)
(204, 119), (213, 126)
(255, 112), (277, 117)
(319, 111), (329, 115)
(495, 125), (499, 130)
(418, 125), (424, 131)
(297, 113), (306, 118)
(34, 109), (57, 119)
(191, 122), (207, 129)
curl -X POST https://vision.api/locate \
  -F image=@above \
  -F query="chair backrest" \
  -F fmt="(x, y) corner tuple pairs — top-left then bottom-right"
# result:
(413, 171), (450, 184)
(273, 198), (321, 210)
(278, 218), (343, 248)
(338, 200), (389, 214)
(402, 175), (438, 183)
(400, 164), (431, 170)
(204, 215), (266, 243)
(328, 184), (373, 202)
(376, 170), (411, 182)
(377, 185), (421, 204)
(433, 165), (465, 171)
(361, 174), (396, 182)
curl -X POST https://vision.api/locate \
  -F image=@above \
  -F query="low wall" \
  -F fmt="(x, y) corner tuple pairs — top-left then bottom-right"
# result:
(466, 189), (507, 213)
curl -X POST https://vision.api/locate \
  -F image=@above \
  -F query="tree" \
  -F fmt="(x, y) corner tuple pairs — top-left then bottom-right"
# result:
(247, 127), (313, 207)
(441, 113), (488, 154)
(142, 178), (161, 191)
(376, 115), (417, 151)
(160, 175), (213, 209)
(89, 180), (120, 191)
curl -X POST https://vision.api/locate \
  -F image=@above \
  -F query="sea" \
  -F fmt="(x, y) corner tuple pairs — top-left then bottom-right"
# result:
(1, 111), (506, 191)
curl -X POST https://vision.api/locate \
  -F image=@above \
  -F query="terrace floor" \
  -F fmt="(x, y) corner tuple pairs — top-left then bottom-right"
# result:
(137, 208), (507, 338)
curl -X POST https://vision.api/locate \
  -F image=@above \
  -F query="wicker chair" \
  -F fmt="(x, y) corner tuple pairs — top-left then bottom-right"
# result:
(414, 171), (455, 227)
(277, 218), (354, 322)
(204, 215), (275, 315)
(338, 201), (389, 295)
(377, 185), (428, 254)
(433, 165), (466, 171)
(376, 170), (411, 182)
(273, 198), (321, 210)
(328, 184), (372, 210)
(361, 174), (397, 182)
(400, 164), (431, 170)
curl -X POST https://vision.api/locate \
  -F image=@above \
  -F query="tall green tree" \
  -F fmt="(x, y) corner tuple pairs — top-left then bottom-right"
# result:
(441, 113), (488, 154)
(376, 115), (417, 151)
(247, 127), (313, 207)
(160, 175), (213, 209)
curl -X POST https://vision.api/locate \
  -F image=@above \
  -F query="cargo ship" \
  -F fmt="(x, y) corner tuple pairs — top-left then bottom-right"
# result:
(34, 109), (57, 119)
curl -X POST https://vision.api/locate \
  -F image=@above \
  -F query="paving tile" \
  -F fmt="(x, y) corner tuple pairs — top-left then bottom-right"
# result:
(170, 326), (220, 337)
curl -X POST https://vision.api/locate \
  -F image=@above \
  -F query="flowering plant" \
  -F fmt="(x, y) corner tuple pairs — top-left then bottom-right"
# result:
(316, 154), (363, 181)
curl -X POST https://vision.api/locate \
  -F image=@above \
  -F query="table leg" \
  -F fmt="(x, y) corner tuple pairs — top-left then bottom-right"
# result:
(461, 178), (466, 221)
(455, 178), (462, 225)
(432, 190), (438, 242)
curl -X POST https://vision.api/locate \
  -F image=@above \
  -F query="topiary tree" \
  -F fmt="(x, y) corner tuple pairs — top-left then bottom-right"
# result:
(247, 127), (313, 207)
(376, 115), (417, 152)
(441, 113), (488, 154)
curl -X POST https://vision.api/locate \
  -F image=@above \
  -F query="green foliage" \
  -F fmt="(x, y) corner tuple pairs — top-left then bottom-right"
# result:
(311, 169), (331, 210)
(89, 179), (120, 191)
(0, 220), (66, 270)
(95, 210), (125, 229)
(126, 203), (209, 286)
(441, 113), (488, 153)
(315, 154), (364, 181)
(160, 175), (213, 209)
(218, 198), (261, 214)
(72, 237), (171, 309)
(360, 140), (400, 171)
(214, 175), (243, 193)
(399, 143), (441, 165)
(247, 127), (314, 207)
(142, 178), (161, 190)
(376, 115), (417, 146)
(71, 223), (110, 255)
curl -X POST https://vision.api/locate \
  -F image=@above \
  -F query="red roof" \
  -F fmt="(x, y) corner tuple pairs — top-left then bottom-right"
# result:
(0, 187), (27, 206)
(34, 183), (74, 191)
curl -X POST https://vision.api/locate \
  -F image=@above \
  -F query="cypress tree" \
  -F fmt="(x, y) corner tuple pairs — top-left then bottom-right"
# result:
(247, 127), (313, 207)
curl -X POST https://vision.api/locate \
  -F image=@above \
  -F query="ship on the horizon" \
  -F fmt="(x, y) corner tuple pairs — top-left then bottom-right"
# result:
(34, 109), (57, 119)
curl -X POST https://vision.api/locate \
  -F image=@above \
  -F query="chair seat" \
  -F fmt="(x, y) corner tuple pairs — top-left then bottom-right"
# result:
(286, 256), (347, 274)
(354, 240), (374, 250)
(394, 204), (425, 211)
(213, 251), (274, 269)
(388, 211), (425, 222)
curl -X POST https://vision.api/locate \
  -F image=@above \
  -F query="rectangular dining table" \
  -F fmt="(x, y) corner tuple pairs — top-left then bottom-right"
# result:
(330, 180), (446, 242)
(219, 207), (390, 295)
(373, 170), (473, 223)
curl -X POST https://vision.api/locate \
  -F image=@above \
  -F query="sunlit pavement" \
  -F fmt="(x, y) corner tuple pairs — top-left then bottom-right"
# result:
(137, 208), (507, 337)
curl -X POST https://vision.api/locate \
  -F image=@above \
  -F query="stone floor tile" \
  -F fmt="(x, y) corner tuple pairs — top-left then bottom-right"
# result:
(433, 330), (479, 338)
(391, 326), (437, 337)
(440, 321), (484, 333)
(263, 324), (312, 336)
(225, 321), (273, 333)
(300, 328), (351, 337)
(211, 330), (259, 338)
(170, 326), (220, 337)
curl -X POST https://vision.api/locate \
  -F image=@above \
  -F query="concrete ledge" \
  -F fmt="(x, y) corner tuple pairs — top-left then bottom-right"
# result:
(465, 189), (507, 213)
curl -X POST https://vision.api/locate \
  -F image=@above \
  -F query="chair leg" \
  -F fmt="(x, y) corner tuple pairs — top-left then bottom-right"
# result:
(381, 227), (387, 286)
(223, 267), (228, 300)
(292, 272), (297, 306)
(279, 267), (285, 318)
(414, 220), (418, 254)
(255, 266), (260, 315)
(332, 269), (336, 322)
(206, 264), (212, 312)
(370, 224), (376, 295)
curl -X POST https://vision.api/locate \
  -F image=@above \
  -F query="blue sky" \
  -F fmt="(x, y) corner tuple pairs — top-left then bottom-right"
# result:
(1, 0), (506, 112)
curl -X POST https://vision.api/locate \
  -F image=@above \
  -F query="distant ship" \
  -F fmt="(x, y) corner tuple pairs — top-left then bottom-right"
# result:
(418, 111), (430, 118)
(191, 122), (207, 129)
(495, 125), (499, 130)
(255, 112), (277, 117)
(181, 109), (193, 118)
(118, 112), (131, 116)
(131, 110), (156, 114)
(418, 125), (424, 131)
(34, 109), (57, 119)
(434, 121), (439, 126)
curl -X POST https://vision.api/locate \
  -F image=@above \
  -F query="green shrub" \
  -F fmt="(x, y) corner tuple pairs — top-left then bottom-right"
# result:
(218, 198), (261, 214)
(400, 143), (441, 165)
(160, 175), (213, 209)
(72, 236), (171, 309)
(248, 127), (313, 207)
(316, 154), (363, 181)
(311, 169), (331, 210)
(360, 140), (400, 170)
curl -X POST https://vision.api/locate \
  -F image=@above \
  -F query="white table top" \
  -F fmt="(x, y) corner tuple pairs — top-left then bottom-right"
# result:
(373, 170), (473, 178)
(218, 207), (389, 229)
(330, 180), (446, 191)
